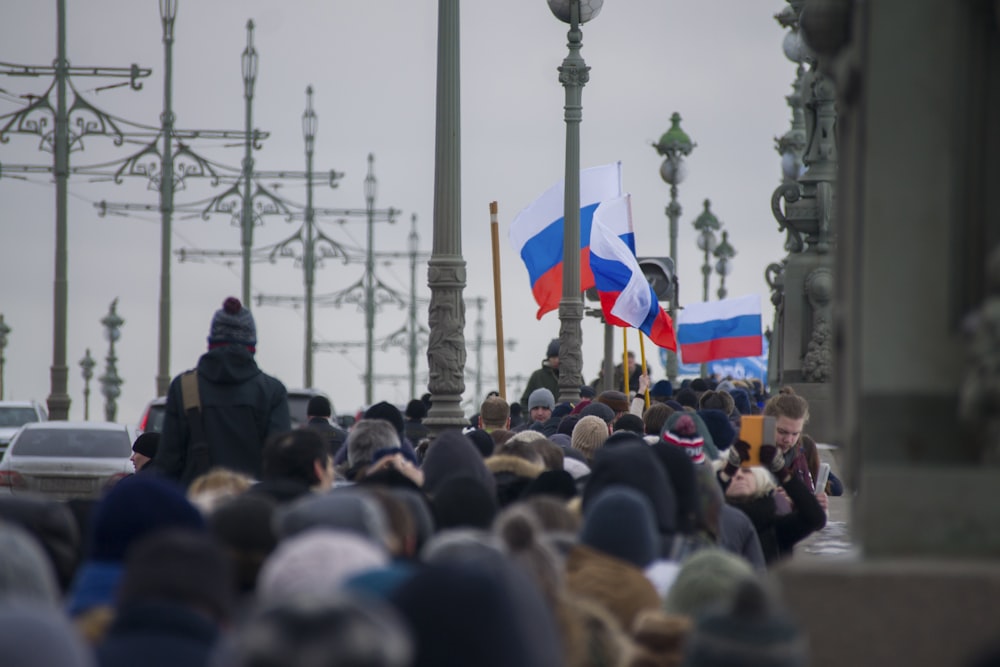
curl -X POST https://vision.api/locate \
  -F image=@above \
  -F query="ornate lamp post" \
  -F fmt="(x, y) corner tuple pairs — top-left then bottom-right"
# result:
(654, 112), (694, 384)
(99, 300), (124, 423)
(79, 349), (95, 421)
(0, 315), (9, 400)
(240, 19), (259, 306)
(156, 0), (177, 397)
(424, 0), (468, 431)
(547, 0), (603, 405)
(714, 230), (736, 300)
(301, 85), (318, 388)
(693, 200), (721, 377)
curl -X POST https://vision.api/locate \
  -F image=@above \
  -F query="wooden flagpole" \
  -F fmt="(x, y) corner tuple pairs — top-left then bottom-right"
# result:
(489, 201), (507, 400)
(638, 333), (651, 409)
(622, 329), (629, 396)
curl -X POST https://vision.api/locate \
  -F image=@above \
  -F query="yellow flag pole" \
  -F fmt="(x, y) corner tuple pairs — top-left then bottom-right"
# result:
(638, 332), (650, 409)
(622, 329), (629, 396)
(489, 201), (507, 400)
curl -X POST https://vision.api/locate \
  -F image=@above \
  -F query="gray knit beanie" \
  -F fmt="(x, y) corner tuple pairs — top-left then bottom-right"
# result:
(528, 388), (555, 411)
(208, 296), (257, 347)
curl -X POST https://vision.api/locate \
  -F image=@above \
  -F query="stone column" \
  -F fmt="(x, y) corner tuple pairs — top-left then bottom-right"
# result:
(424, 0), (468, 433)
(774, 2), (1000, 666)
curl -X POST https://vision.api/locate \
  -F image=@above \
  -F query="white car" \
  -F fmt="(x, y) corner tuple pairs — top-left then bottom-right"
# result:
(0, 421), (135, 500)
(0, 400), (47, 460)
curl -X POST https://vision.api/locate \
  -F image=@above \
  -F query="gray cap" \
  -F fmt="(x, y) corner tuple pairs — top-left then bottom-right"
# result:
(528, 388), (555, 411)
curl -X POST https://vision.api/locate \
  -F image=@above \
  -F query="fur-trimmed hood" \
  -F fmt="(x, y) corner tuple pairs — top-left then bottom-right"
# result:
(484, 455), (544, 479)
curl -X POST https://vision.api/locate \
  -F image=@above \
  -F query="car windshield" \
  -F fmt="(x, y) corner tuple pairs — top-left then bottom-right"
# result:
(144, 405), (166, 434)
(287, 396), (312, 429)
(0, 407), (41, 428)
(12, 429), (131, 458)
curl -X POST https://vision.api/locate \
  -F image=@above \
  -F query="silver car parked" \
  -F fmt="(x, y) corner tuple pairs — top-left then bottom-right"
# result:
(0, 400), (47, 460)
(0, 421), (134, 500)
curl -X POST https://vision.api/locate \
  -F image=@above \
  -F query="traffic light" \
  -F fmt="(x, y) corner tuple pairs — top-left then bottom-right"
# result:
(637, 256), (677, 306)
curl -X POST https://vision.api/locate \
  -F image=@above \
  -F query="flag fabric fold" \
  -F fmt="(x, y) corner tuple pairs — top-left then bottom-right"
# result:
(509, 162), (623, 319)
(676, 295), (763, 363)
(589, 194), (677, 351)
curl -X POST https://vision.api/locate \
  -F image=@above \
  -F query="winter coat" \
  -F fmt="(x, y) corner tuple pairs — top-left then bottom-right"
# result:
(154, 345), (290, 485)
(96, 601), (220, 667)
(725, 473), (827, 565)
(306, 416), (347, 458)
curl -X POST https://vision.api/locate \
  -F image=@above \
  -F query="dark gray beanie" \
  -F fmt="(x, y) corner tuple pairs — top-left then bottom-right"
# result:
(208, 297), (257, 347)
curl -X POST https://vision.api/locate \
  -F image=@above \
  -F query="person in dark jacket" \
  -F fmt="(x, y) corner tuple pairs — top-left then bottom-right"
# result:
(304, 395), (347, 459)
(717, 438), (827, 565)
(519, 338), (560, 411)
(153, 297), (291, 486)
(95, 529), (231, 667)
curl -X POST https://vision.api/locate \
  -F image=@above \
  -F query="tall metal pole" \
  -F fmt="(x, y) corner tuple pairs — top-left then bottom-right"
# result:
(99, 300), (124, 423)
(47, 0), (71, 421)
(693, 199), (720, 378)
(714, 230), (735, 300)
(79, 348), (95, 421)
(654, 112), (694, 386)
(474, 296), (485, 405)
(552, 0), (600, 405)
(363, 153), (377, 405)
(156, 0), (177, 398)
(240, 20), (258, 307)
(408, 213), (419, 400)
(302, 86), (317, 388)
(0, 315), (9, 401)
(424, 0), (468, 431)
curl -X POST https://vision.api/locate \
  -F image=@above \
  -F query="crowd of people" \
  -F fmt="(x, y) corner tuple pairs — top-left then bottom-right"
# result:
(1, 300), (858, 667)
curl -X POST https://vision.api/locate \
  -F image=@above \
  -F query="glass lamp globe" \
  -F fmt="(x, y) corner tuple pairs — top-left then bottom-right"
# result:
(715, 257), (732, 276)
(659, 159), (687, 186)
(547, 0), (604, 24)
(697, 231), (717, 252)
(782, 30), (805, 63)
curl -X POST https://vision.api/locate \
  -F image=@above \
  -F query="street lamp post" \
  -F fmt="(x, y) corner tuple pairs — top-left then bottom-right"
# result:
(693, 199), (721, 377)
(654, 112), (694, 384)
(240, 19), (258, 307)
(302, 86), (318, 388)
(0, 315), (9, 400)
(424, 0), (468, 432)
(156, 0), (177, 398)
(99, 299), (124, 423)
(714, 230), (735, 300)
(547, 0), (603, 405)
(79, 349), (95, 421)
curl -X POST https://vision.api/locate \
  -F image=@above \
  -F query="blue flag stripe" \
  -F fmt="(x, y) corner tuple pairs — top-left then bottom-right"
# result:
(676, 314), (761, 345)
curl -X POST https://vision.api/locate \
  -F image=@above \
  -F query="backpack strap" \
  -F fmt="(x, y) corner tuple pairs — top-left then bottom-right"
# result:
(180, 369), (212, 476)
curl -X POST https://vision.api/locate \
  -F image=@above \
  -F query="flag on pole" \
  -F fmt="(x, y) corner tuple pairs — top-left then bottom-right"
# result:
(589, 194), (677, 350)
(676, 295), (763, 363)
(509, 162), (623, 319)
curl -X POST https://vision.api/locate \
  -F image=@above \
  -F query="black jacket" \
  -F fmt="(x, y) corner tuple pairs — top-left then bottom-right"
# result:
(306, 416), (347, 458)
(725, 473), (827, 565)
(153, 345), (290, 485)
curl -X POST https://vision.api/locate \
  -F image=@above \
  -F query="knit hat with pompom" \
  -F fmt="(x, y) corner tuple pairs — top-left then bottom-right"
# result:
(661, 413), (705, 464)
(208, 297), (257, 348)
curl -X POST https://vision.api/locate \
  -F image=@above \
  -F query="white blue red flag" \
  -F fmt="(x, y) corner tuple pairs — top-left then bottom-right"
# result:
(589, 195), (677, 350)
(509, 162), (623, 319)
(677, 295), (763, 363)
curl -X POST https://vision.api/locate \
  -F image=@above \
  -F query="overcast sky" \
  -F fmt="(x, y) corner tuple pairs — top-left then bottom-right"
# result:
(0, 1), (796, 422)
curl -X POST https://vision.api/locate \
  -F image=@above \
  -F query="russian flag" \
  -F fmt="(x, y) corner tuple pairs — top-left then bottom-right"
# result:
(589, 195), (677, 350)
(677, 295), (763, 364)
(509, 162), (623, 319)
